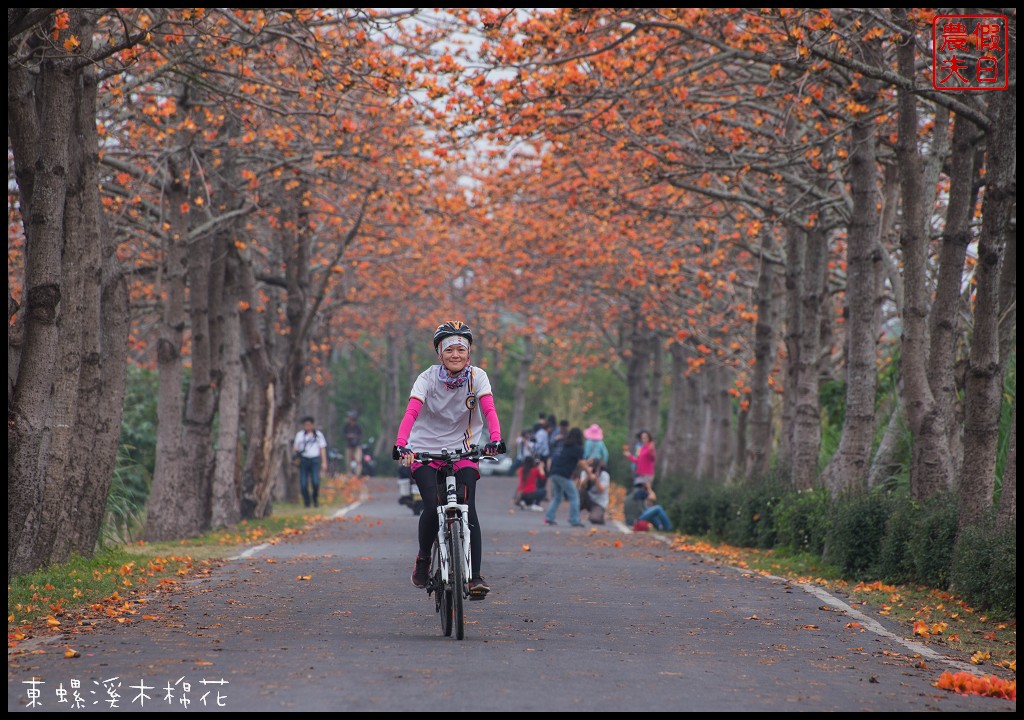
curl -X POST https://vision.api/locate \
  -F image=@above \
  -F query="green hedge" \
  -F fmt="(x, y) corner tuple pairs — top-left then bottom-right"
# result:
(824, 490), (890, 579)
(951, 523), (1017, 616)
(773, 487), (830, 556)
(874, 491), (957, 588)
(668, 478), (1014, 615)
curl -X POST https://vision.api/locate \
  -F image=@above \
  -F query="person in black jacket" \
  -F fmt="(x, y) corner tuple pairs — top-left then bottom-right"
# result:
(543, 426), (586, 527)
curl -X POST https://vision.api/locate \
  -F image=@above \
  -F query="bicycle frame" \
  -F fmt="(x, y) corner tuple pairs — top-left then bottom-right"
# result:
(434, 463), (471, 588)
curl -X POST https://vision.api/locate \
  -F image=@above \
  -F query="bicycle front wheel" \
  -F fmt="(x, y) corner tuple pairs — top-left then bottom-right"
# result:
(433, 541), (453, 637)
(449, 518), (466, 640)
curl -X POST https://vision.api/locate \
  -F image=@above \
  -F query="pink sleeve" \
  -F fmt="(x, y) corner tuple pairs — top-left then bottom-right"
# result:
(479, 394), (502, 441)
(395, 397), (423, 447)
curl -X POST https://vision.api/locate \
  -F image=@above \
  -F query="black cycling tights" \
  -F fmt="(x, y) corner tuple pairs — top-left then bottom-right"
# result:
(412, 465), (482, 579)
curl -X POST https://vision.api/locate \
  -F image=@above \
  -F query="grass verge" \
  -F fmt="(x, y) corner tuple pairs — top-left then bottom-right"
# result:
(8, 474), (363, 649)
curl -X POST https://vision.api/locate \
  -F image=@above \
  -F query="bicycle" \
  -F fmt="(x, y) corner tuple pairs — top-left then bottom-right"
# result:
(395, 445), (498, 640)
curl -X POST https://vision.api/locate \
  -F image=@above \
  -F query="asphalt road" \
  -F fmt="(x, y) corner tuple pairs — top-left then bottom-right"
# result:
(8, 474), (1016, 712)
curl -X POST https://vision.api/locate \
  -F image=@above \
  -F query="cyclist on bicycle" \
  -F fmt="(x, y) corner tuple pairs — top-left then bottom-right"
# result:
(394, 320), (505, 599)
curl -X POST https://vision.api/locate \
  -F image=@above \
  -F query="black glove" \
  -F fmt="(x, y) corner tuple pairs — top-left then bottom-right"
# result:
(484, 440), (506, 455)
(393, 445), (411, 461)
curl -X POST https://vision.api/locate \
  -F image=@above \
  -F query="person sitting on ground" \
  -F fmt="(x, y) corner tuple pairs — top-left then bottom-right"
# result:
(624, 485), (645, 527)
(633, 485), (672, 532)
(513, 455), (546, 511)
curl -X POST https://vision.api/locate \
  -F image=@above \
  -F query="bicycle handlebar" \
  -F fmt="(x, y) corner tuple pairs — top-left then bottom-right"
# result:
(393, 444), (498, 464)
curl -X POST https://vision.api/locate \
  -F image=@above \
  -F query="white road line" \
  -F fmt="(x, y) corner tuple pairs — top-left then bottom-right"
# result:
(333, 486), (370, 518)
(737, 567), (983, 675)
(226, 488), (370, 559)
(228, 542), (269, 560)
(634, 526), (986, 676)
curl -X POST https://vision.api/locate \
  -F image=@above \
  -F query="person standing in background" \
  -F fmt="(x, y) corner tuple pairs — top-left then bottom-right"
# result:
(533, 412), (547, 433)
(624, 429), (657, 493)
(293, 416), (328, 508)
(544, 426), (586, 528)
(533, 416), (551, 472)
(583, 423), (609, 465)
(547, 418), (568, 473)
(549, 416), (566, 451)
(512, 429), (534, 474)
(342, 410), (363, 476)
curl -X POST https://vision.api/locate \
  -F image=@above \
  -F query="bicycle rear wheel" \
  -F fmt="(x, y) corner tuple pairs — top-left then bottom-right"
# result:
(449, 519), (466, 640)
(433, 541), (453, 637)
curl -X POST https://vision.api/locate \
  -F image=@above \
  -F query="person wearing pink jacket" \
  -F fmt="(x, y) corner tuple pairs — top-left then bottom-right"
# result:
(624, 429), (657, 492)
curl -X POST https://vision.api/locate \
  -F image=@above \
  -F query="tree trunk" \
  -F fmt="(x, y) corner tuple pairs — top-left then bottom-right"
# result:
(240, 181), (320, 517)
(745, 233), (781, 480)
(817, 240), (837, 386)
(997, 226), (1015, 374)
(732, 402), (747, 484)
(179, 224), (221, 533)
(894, 31), (958, 501)
(507, 335), (535, 447)
(995, 402), (1015, 531)
(8, 38), (72, 576)
(8, 11), (127, 576)
(273, 185), (313, 505)
(959, 84), (1015, 532)
(211, 251), (243, 529)
(867, 394), (906, 490)
(145, 182), (191, 540)
(695, 371), (715, 480)
(680, 367), (702, 469)
(661, 342), (692, 481)
(238, 247), (278, 519)
(778, 221), (805, 479)
(625, 314), (652, 437)
(645, 339), (664, 437)
(823, 39), (883, 498)
(39, 70), (91, 565)
(64, 33), (130, 558)
(712, 363), (735, 483)
(251, 385), (279, 519)
(926, 113), (981, 488)
(792, 225), (826, 490)
(878, 163), (904, 319)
